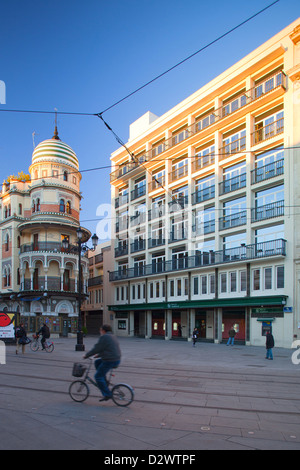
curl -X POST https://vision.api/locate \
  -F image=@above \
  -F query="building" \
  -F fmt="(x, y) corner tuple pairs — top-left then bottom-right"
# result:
(108, 19), (300, 347)
(82, 241), (114, 334)
(0, 127), (91, 337)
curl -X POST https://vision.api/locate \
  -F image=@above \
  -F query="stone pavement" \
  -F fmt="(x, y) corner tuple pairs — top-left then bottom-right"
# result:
(0, 336), (300, 452)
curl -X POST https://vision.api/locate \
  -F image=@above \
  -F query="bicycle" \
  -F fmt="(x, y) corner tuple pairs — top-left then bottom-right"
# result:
(30, 334), (54, 353)
(69, 359), (134, 407)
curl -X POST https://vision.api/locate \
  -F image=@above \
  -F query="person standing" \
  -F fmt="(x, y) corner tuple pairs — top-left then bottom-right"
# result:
(15, 323), (27, 355)
(84, 324), (121, 402)
(192, 328), (198, 347)
(227, 326), (236, 346)
(266, 331), (275, 360)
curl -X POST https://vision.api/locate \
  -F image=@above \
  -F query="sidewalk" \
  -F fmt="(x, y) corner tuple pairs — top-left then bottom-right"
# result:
(0, 337), (300, 451)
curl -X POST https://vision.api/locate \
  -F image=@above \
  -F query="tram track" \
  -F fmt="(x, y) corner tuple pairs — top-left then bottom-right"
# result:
(1, 356), (300, 415)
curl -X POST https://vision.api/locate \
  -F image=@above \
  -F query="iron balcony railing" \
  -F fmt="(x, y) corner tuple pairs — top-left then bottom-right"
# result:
(109, 238), (286, 281)
(251, 200), (284, 222)
(251, 159), (284, 184)
(110, 71), (286, 183)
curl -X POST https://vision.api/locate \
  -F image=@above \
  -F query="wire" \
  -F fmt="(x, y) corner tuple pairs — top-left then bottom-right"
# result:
(0, 1), (280, 120)
(98, 0), (280, 115)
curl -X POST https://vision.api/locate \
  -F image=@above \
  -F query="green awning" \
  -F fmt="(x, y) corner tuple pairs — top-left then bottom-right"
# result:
(108, 295), (287, 312)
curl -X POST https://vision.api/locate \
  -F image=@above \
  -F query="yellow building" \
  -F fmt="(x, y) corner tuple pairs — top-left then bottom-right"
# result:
(0, 127), (90, 337)
(108, 18), (300, 347)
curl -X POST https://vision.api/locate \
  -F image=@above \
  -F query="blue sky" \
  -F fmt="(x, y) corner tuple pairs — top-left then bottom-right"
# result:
(0, 0), (299, 241)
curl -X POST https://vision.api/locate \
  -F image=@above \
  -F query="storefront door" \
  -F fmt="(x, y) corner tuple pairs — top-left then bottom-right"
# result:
(222, 311), (245, 342)
(152, 311), (165, 336)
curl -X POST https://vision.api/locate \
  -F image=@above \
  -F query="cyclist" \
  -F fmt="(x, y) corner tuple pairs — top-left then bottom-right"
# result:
(37, 323), (50, 350)
(83, 324), (121, 402)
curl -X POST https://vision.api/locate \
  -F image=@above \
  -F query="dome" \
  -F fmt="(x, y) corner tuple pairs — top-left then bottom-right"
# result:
(32, 127), (79, 170)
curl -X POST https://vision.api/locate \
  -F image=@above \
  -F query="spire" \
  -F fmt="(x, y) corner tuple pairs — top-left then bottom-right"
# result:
(52, 108), (60, 140)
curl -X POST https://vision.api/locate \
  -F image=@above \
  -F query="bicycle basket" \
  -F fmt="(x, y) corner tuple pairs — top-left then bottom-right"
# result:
(72, 363), (86, 377)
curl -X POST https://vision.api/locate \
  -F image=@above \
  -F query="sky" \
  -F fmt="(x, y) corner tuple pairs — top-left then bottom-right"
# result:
(0, 0), (299, 242)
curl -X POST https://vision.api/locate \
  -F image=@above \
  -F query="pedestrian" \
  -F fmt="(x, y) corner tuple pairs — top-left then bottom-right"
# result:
(83, 324), (121, 402)
(192, 328), (198, 347)
(227, 326), (236, 346)
(15, 322), (28, 355)
(266, 331), (275, 360)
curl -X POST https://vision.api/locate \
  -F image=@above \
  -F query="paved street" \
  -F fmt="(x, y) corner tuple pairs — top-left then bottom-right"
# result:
(0, 336), (300, 451)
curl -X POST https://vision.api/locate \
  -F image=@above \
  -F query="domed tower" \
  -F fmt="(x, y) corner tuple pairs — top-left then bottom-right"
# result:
(16, 127), (91, 337)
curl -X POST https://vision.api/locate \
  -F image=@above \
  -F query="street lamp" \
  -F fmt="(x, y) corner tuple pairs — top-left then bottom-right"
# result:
(62, 228), (99, 352)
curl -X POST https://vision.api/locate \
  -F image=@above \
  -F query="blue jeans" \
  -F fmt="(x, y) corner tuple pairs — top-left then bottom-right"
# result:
(227, 337), (235, 345)
(94, 358), (120, 398)
(266, 348), (273, 360)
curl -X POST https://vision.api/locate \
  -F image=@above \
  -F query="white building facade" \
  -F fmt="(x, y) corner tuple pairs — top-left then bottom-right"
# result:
(108, 19), (300, 348)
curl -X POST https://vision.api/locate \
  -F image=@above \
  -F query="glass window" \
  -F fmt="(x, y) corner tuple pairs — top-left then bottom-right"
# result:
(276, 266), (284, 289)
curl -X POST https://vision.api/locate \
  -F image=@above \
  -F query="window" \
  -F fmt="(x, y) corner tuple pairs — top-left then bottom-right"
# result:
(66, 201), (71, 214)
(210, 274), (215, 294)
(220, 273), (227, 293)
(63, 171), (68, 181)
(253, 269), (260, 290)
(193, 277), (199, 295)
(59, 199), (65, 212)
(240, 270), (247, 292)
(170, 280), (175, 297)
(264, 268), (272, 290)
(18, 203), (22, 215)
(230, 272), (237, 292)
(276, 266), (284, 289)
(36, 198), (40, 211)
(201, 275), (207, 294)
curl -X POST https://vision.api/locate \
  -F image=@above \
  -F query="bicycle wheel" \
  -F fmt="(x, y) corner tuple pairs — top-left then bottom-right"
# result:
(69, 380), (89, 402)
(30, 340), (39, 352)
(111, 383), (134, 407)
(45, 342), (54, 353)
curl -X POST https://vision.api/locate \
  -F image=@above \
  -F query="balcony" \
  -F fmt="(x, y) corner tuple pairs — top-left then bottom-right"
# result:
(20, 241), (78, 254)
(252, 117), (284, 145)
(219, 210), (247, 230)
(219, 134), (246, 160)
(251, 159), (284, 184)
(192, 185), (215, 205)
(131, 239), (146, 253)
(219, 174), (246, 195)
(115, 244), (128, 258)
(109, 71), (286, 183)
(88, 275), (103, 287)
(251, 200), (284, 222)
(148, 237), (165, 249)
(109, 238), (286, 281)
(131, 185), (146, 201)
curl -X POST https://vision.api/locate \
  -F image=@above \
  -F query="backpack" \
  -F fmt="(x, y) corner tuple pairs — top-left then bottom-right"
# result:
(15, 327), (23, 339)
(44, 325), (50, 338)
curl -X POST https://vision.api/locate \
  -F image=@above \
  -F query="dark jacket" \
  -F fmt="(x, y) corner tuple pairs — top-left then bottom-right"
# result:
(85, 332), (121, 362)
(266, 333), (275, 349)
(38, 325), (50, 338)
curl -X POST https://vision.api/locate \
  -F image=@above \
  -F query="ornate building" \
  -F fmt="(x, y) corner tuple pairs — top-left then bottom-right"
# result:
(0, 127), (91, 336)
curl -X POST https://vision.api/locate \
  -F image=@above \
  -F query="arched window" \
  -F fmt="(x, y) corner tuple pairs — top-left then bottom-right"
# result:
(18, 203), (22, 215)
(59, 199), (65, 212)
(4, 206), (7, 218)
(36, 198), (40, 211)
(66, 201), (71, 214)
(32, 199), (36, 213)
(63, 171), (68, 182)
(5, 233), (9, 251)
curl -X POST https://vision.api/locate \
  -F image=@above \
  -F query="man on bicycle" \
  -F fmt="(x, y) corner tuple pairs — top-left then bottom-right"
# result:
(37, 323), (50, 350)
(83, 324), (121, 401)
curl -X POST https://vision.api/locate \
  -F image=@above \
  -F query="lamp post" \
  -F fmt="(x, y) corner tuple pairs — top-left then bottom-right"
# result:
(62, 228), (98, 352)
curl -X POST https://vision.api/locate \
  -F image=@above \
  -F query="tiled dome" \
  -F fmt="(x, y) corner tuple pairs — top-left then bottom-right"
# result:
(32, 128), (79, 170)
